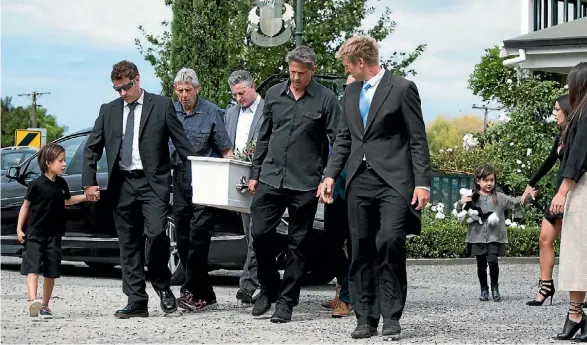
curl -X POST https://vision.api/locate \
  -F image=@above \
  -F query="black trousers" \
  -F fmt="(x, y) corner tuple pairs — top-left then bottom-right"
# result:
(347, 164), (409, 327)
(173, 168), (216, 301)
(250, 182), (318, 307)
(323, 196), (351, 304)
(113, 172), (171, 307)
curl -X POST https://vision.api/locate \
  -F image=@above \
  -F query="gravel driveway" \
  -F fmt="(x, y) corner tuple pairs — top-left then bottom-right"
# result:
(0, 257), (574, 344)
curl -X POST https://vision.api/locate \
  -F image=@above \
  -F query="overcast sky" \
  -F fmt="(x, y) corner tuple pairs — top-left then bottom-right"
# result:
(1, 0), (521, 133)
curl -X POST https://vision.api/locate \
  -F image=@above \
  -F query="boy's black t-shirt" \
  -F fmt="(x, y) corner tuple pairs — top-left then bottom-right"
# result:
(24, 175), (71, 238)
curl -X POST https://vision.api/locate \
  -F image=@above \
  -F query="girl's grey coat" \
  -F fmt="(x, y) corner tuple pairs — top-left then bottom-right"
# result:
(456, 192), (522, 243)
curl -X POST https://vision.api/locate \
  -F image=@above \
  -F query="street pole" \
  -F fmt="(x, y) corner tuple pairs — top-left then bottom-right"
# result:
(294, 0), (303, 47)
(18, 91), (51, 128)
(472, 104), (503, 132)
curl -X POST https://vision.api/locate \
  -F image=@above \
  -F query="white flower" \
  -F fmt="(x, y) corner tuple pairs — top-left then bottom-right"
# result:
(436, 202), (445, 209)
(431, 206), (437, 212)
(510, 142), (515, 146)
(517, 169), (521, 173)
(506, 79), (513, 84)
(435, 212), (445, 220)
(462, 133), (479, 152)
(439, 149), (445, 153)
(505, 219), (512, 226)
(451, 209), (458, 216)
(497, 112), (511, 123)
(522, 164), (526, 168)
(520, 225), (526, 229)
(425, 203), (431, 209)
(564, 84), (569, 89)
(510, 222), (518, 228)
(516, 159), (522, 165)
(446, 148), (453, 153)
(526, 148), (532, 156)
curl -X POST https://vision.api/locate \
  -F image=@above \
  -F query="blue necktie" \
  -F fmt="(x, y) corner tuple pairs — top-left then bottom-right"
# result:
(359, 82), (372, 128)
(121, 102), (138, 167)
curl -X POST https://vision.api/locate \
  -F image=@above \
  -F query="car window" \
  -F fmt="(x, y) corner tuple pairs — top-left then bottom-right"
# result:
(1, 152), (24, 170)
(26, 135), (88, 178)
(64, 136), (90, 175)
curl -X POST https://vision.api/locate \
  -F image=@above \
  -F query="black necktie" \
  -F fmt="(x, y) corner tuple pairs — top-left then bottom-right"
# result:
(121, 102), (138, 167)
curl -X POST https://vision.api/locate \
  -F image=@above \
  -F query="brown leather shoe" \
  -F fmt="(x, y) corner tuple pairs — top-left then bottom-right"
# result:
(332, 298), (350, 318)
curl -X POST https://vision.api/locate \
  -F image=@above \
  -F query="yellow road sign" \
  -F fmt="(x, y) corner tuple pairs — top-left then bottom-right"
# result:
(15, 129), (42, 149)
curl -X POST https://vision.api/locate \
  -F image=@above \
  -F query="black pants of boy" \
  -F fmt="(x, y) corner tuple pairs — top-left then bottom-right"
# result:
(250, 182), (319, 308)
(20, 236), (62, 278)
(173, 168), (216, 302)
(476, 254), (499, 287)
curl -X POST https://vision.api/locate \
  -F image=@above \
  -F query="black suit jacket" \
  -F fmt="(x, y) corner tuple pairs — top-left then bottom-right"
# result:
(324, 71), (431, 234)
(82, 91), (196, 203)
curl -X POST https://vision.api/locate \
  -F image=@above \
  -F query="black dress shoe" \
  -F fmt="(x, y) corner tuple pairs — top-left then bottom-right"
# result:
(382, 318), (401, 340)
(236, 289), (255, 304)
(270, 306), (292, 323)
(351, 324), (378, 339)
(114, 304), (149, 319)
(157, 289), (178, 314)
(252, 293), (275, 316)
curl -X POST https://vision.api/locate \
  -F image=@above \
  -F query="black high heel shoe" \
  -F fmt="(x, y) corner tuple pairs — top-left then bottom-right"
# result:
(526, 279), (555, 306)
(555, 302), (585, 340)
(574, 321), (587, 342)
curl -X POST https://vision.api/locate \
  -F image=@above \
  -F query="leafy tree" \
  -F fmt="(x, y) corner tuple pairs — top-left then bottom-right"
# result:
(136, 0), (426, 107)
(426, 114), (484, 154)
(1, 97), (67, 147)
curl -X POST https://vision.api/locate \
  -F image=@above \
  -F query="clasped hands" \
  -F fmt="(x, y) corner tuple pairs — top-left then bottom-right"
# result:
(84, 186), (101, 202)
(316, 178), (430, 210)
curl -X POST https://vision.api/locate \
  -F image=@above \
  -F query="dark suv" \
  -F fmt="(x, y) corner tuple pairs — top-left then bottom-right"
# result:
(1, 74), (346, 285)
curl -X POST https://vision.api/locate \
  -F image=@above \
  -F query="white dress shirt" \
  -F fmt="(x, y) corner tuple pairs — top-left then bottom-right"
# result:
(119, 91), (144, 171)
(234, 94), (261, 152)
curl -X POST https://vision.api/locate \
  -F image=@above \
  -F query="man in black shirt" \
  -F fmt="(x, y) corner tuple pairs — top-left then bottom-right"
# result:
(248, 46), (340, 323)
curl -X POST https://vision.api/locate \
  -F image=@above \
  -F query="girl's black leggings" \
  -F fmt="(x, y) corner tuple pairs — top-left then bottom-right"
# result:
(476, 254), (499, 287)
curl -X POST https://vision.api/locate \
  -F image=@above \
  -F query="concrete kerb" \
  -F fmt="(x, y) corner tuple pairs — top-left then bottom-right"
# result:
(407, 257), (559, 266)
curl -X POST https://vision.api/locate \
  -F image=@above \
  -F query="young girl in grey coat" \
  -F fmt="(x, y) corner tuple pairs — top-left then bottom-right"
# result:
(457, 164), (534, 302)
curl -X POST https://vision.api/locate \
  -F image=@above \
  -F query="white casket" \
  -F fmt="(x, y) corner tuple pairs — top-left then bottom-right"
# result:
(188, 156), (253, 213)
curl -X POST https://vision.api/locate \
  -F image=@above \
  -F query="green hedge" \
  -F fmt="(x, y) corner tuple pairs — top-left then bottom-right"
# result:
(406, 211), (560, 258)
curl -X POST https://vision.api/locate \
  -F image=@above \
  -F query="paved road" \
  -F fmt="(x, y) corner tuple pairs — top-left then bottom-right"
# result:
(0, 257), (574, 344)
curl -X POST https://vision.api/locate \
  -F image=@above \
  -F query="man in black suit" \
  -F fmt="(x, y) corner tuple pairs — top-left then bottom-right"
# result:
(319, 36), (431, 339)
(83, 60), (196, 318)
(225, 70), (265, 305)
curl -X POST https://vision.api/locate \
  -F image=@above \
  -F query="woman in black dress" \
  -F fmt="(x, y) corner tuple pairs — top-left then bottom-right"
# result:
(523, 95), (570, 306)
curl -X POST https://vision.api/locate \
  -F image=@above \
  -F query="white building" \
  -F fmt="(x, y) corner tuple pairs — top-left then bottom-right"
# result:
(499, 0), (587, 73)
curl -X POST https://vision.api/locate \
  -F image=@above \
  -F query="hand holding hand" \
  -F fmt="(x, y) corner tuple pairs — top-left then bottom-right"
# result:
(520, 185), (536, 205)
(84, 186), (100, 202)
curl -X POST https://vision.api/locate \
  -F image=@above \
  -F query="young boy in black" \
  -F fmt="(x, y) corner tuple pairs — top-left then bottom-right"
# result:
(17, 143), (88, 319)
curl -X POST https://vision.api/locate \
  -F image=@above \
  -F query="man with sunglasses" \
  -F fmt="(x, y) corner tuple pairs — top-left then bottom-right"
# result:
(83, 60), (196, 318)
(224, 70), (265, 305)
(170, 68), (234, 313)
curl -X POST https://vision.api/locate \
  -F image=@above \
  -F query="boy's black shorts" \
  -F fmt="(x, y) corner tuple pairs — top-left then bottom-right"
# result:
(20, 236), (62, 278)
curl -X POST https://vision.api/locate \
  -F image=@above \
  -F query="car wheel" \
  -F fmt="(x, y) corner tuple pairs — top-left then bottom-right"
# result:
(84, 262), (116, 270)
(166, 216), (186, 286)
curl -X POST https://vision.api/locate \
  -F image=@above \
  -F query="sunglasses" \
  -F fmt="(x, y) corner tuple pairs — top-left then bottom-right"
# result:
(113, 79), (135, 92)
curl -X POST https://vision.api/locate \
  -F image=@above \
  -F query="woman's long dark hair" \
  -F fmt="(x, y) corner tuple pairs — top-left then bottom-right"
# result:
(556, 94), (571, 131)
(561, 62), (587, 144)
(473, 164), (498, 205)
